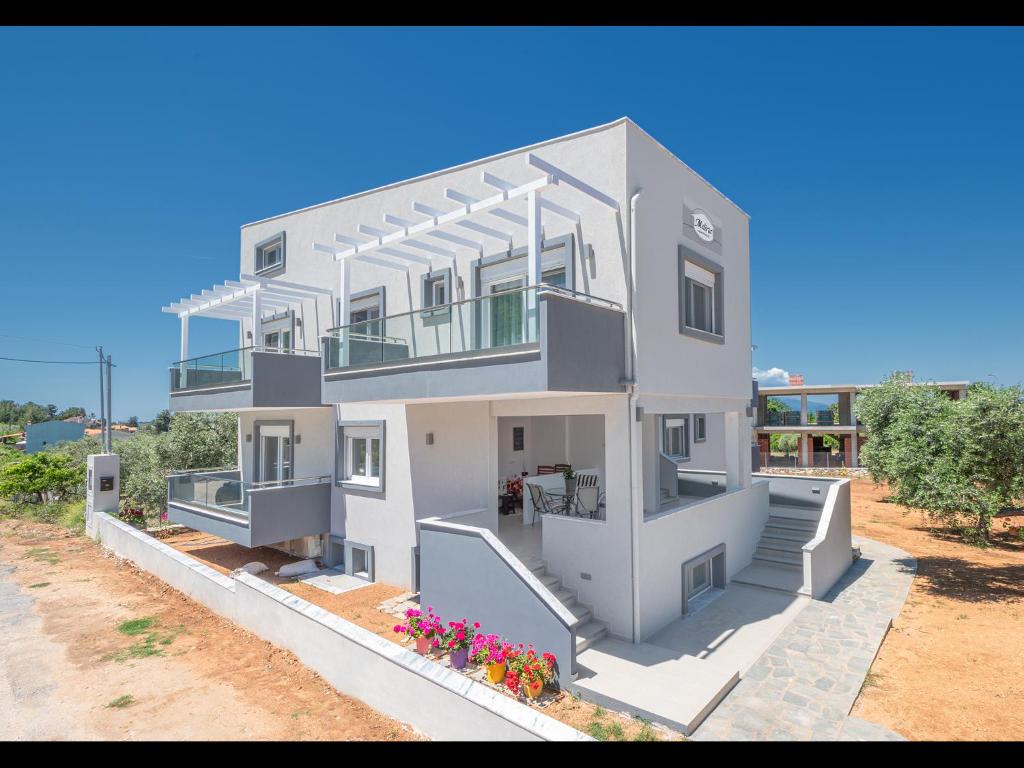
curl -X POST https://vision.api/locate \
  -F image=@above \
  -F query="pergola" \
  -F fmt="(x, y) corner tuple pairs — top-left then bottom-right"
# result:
(311, 153), (621, 326)
(161, 275), (333, 362)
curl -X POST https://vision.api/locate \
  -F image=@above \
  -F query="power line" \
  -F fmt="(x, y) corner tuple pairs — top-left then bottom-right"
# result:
(0, 333), (96, 350)
(0, 356), (112, 365)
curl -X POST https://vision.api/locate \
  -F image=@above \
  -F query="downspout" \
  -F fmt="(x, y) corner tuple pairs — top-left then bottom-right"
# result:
(626, 189), (642, 643)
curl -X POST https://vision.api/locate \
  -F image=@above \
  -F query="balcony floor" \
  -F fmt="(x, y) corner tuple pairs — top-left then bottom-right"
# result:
(496, 513), (543, 565)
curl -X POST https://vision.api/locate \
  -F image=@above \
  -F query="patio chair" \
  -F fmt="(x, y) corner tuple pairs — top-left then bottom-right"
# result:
(536, 465), (557, 475)
(526, 483), (559, 526)
(573, 484), (601, 519)
(553, 463), (572, 474)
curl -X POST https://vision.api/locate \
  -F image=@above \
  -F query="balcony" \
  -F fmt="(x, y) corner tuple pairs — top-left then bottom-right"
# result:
(166, 469), (331, 548)
(168, 347), (323, 412)
(321, 285), (626, 403)
(764, 411), (802, 427)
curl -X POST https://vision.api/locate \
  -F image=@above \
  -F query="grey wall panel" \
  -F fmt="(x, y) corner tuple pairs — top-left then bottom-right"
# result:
(542, 297), (626, 392)
(249, 482), (332, 548)
(251, 352), (323, 408)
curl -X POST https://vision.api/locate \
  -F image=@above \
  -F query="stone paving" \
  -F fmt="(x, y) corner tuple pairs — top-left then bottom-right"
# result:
(692, 536), (916, 741)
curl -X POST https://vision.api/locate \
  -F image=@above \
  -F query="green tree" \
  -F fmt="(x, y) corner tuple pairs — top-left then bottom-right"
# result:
(150, 409), (172, 433)
(0, 452), (83, 503)
(770, 433), (800, 457)
(56, 406), (86, 420)
(856, 374), (1024, 544)
(126, 416), (139, 428)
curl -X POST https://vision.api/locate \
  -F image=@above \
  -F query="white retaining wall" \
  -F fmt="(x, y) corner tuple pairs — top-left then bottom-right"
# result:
(93, 512), (588, 742)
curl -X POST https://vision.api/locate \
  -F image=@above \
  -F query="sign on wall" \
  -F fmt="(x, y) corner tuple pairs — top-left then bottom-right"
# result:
(692, 210), (715, 242)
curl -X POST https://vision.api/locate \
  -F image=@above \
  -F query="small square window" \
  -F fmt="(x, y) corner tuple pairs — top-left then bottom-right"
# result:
(421, 268), (452, 314)
(255, 233), (286, 275)
(337, 422), (384, 492)
(694, 414), (707, 443)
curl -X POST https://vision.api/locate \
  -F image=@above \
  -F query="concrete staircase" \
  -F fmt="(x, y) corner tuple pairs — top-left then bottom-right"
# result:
(733, 505), (820, 595)
(524, 557), (608, 654)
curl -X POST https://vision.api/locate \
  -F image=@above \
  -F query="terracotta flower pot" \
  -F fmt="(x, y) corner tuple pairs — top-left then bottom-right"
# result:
(486, 661), (506, 684)
(450, 647), (469, 670)
(523, 679), (544, 699)
(415, 636), (430, 655)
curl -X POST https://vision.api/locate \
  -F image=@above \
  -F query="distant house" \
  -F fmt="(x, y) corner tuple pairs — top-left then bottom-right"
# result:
(25, 421), (87, 454)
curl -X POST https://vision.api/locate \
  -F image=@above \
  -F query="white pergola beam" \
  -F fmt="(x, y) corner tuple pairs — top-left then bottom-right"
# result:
(377, 246), (433, 267)
(526, 153), (619, 211)
(401, 238), (456, 259)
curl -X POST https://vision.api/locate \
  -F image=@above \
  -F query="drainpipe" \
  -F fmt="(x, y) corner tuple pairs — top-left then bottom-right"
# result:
(626, 189), (642, 643)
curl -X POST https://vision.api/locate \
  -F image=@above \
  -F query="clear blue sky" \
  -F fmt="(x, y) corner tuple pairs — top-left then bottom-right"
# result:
(1, 26), (1021, 419)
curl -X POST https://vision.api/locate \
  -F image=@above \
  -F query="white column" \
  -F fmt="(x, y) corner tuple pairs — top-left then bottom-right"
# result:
(800, 393), (808, 426)
(526, 189), (542, 331)
(179, 315), (189, 361)
(251, 288), (263, 347)
(801, 433), (810, 467)
(851, 432), (859, 467)
(725, 411), (750, 490)
(337, 259), (351, 366)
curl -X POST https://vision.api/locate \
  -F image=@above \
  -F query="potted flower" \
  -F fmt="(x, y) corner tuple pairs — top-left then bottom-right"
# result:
(506, 644), (556, 700)
(392, 606), (443, 654)
(441, 619), (479, 670)
(471, 633), (511, 683)
(562, 466), (577, 496)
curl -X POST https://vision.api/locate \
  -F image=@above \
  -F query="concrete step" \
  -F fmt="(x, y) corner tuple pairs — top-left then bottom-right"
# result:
(568, 604), (593, 625)
(763, 525), (815, 543)
(538, 573), (561, 590)
(574, 620), (608, 653)
(552, 587), (576, 606)
(754, 548), (803, 567)
(767, 514), (819, 533)
(757, 536), (806, 554)
(732, 562), (804, 594)
(524, 558), (546, 575)
(769, 504), (822, 522)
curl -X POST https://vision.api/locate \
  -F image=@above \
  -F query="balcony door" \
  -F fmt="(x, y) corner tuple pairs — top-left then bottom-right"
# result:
(486, 277), (526, 349)
(262, 329), (292, 352)
(256, 423), (293, 484)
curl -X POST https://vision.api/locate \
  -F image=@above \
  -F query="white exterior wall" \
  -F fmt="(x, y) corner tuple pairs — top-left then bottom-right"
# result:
(626, 121), (752, 408)
(237, 408), (335, 484)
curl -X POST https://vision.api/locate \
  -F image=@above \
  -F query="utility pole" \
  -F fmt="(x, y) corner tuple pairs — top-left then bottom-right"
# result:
(105, 353), (113, 454)
(96, 346), (106, 453)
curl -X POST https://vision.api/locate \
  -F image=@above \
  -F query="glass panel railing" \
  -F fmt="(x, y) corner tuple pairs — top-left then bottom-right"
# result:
(323, 285), (619, 371)
(169, 347), (253, 392)
(765, 411), (803, 426)
(168, 469), (330, 518)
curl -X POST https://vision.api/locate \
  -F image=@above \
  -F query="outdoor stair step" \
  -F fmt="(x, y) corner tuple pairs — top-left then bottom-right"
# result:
(552, 587), (576, 605)
(732, 562), (804, 594)
(762, 525), (815, 542)
(767, 515), (819, 532)
(574, 620), (608, 653)
(753, 548), (804, 567)
(757, 536), (807, 554)
(768, 504), (822, 522)
(538, 574), (561, 589)
(524, 559), (546, 574)
(568, 604), (593, 625)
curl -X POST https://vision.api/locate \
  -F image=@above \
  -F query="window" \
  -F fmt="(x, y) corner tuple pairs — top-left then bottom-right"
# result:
(686, 555), (713, 600)
(263, 330), (291, 351)
(693, 414), (707, 443)
(662, 415), (690, 460)
(541, 266), (566, 288)
(421, 268), (452, 312)
(679, 247), (724, 342)
(341, 287), (385, 337)
(255, 233), (286, 275)
(255, 421), (293, 484)
(337, 422), (384, 491)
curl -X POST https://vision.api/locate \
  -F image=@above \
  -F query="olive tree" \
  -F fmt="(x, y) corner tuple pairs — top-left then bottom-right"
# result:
(856, 373), (1024, 544)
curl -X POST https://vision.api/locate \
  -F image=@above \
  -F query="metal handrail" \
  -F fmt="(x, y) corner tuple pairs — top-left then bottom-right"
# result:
(170, 345), (320, 367)
(321, 282), (622, 337)
(167, 468), (330, 489)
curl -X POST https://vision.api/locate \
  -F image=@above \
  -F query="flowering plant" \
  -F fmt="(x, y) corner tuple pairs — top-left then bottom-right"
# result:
(505, 475), (523, 498)
(440, 619), (479, 653)
(505, 644), (556, 694)
(470, 633), (511, 665)
(392, 606), (444, 644)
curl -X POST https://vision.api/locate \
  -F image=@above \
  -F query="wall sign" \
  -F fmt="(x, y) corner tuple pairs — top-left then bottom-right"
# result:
(692, 211), (715, 242)
(513, 426), (524, 452)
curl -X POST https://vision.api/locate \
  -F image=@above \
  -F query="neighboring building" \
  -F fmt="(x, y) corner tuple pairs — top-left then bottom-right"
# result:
(161, 118), (853, 685)
(24, 420), (86, 453)
(754, 380), (969, 469)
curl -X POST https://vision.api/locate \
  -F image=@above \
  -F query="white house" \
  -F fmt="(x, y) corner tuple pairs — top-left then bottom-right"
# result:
(162, 118), (853, 687)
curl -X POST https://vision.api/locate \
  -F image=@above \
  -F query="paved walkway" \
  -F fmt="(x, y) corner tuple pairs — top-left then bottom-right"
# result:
(692, 537), (916, 741)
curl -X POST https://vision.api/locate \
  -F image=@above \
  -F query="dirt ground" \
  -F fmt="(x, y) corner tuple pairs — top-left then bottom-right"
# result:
(0, 519), (421, 741)
(848, 479), (1024, 741)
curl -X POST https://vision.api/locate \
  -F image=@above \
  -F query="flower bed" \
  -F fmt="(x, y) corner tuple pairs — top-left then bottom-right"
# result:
(393, 607), (560, 704)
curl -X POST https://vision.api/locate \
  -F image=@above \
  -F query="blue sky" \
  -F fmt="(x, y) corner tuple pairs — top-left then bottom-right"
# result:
(1, 26), (1021, 418)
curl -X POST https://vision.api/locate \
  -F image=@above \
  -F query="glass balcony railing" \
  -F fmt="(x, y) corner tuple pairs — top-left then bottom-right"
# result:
(765, 411), (802, 426)
(170, 348), (252, 392)
(322, 284), (621, 371)
(169, 346), (320, 392)
(167, 469), (331, 520)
